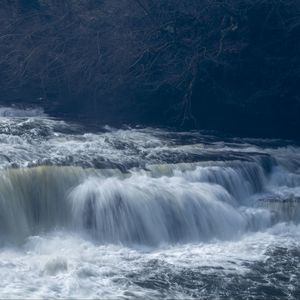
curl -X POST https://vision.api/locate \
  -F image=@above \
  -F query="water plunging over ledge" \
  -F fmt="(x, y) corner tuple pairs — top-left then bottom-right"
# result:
(0, 107), (299, 298)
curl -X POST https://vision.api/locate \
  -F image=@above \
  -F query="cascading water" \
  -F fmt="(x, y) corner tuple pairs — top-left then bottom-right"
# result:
(0, 106), (299, 299)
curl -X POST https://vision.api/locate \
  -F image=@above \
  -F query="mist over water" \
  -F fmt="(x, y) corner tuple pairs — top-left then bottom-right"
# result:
(0, 107), (300, 299)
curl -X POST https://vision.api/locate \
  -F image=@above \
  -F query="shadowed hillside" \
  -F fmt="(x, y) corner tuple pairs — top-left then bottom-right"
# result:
(0, 0), (299, 138)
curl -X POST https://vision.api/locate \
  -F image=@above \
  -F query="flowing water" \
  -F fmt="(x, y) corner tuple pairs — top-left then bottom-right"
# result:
(0, 107), (300, 299)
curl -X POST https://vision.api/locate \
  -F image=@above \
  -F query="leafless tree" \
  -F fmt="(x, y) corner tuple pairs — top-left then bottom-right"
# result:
(0, 0), (299, 124)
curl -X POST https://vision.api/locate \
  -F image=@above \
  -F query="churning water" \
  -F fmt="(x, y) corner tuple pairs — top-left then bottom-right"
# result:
(0, 107), (299, 299)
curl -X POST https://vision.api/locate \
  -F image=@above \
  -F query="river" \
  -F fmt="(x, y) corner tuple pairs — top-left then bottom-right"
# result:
(0, 107), (299, 299)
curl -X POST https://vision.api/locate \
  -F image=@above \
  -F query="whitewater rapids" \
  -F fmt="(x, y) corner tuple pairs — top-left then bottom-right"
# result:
(0, 107), (299, 298)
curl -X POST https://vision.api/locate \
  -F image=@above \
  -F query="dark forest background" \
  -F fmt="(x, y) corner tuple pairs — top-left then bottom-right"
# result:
(0, 0), (300, 139)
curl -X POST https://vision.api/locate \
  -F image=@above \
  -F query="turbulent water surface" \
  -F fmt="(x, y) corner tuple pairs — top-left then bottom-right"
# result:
(0, 107), (300, 299)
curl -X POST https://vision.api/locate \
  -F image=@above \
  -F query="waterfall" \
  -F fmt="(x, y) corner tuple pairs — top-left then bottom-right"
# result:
(0, 109), (300, 298)
(0, 156), (298, 246)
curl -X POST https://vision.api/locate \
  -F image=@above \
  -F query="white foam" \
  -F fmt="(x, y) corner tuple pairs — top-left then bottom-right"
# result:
(0, 224), (299, 298)
(0, 107), (46, 118)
